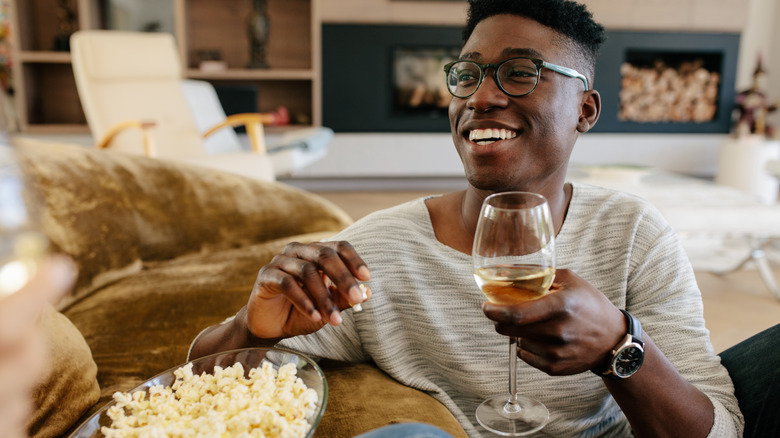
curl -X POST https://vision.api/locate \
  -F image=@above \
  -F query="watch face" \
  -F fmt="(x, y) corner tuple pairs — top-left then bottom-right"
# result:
(614, 345), (644, 378)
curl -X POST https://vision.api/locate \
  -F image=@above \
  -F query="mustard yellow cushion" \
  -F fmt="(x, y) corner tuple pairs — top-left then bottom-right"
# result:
(316, 361), (468, 438)
(14, 139), (352, 310)
(28, 305), (100, 438)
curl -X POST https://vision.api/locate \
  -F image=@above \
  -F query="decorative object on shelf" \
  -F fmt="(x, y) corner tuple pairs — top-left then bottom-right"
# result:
(53, 0), (78, 51)
(734, 54), (778, 140)
(196, 49), (227, 73)
(246, 0), (270, 69)
(260, 106), (290, 126)
(719, 53), (780, 204)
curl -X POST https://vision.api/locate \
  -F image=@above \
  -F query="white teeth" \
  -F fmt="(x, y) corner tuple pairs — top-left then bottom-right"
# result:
(469, 128), (517, 143)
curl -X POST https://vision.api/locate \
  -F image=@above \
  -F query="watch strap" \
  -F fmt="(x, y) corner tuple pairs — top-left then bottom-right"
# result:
(622, 309), (642, 342)
(594, 309), (644, 380)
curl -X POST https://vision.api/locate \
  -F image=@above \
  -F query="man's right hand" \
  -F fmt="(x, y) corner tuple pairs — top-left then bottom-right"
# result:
(188, 240), (372, 360)
(245, 241), (371, 340)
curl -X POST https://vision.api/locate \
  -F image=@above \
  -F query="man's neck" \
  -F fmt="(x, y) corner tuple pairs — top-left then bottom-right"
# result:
(461, 183), (571, 235)
(426, 181), (572, 255)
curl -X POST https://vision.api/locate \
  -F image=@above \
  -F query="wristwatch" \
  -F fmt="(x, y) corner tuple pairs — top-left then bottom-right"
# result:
(598, 309), (645, 380)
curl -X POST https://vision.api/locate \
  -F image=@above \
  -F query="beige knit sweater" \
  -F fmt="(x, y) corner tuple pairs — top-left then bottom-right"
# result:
(282, 183), (742, 437)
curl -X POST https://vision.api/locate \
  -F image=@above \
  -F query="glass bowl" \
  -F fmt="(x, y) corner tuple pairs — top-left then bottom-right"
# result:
(68, 347), (328, 438)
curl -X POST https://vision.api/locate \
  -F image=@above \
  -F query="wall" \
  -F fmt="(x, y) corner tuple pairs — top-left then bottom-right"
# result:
(320, 0), (748, 31)
(295, 0), (780, 185)
(319, 0), (777, 91)
(319, 0), (466, 26)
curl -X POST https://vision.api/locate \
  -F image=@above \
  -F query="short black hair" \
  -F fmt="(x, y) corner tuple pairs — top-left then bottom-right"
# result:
(464, 0), (606, 77)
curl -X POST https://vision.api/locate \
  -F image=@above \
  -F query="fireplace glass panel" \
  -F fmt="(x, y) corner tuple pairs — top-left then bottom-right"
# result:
(392, 47), (458, 117)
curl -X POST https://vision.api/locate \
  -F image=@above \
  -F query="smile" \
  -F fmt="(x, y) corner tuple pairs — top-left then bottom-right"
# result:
(468, 128), (517, 145)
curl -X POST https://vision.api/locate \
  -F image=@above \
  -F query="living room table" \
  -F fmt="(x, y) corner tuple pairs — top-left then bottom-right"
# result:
(567, 165), (780, 300)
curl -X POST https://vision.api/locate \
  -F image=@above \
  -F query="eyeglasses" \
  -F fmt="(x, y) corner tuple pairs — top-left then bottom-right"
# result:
(443, 56), (589, 98)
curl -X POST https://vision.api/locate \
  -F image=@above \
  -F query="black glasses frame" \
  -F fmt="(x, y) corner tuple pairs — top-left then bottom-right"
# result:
(443, 56), (590, 98)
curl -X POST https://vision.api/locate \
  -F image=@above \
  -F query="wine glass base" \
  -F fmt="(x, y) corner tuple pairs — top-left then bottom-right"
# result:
(476, 394), (549, 436)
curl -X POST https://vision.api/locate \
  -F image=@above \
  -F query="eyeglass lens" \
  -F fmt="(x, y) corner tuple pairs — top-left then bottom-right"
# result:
(446, 58), (538, 98)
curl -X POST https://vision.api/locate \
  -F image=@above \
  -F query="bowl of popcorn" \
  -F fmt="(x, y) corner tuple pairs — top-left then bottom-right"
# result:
(69, 347), (327, 438)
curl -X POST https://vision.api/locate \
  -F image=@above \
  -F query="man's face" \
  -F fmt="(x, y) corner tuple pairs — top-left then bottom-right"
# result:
(449, 14), (590, 193)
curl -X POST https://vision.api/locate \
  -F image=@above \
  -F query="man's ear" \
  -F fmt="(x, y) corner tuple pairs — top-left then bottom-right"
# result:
(577, 89), (601, 133)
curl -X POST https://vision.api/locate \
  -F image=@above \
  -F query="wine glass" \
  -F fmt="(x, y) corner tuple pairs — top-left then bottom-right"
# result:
(0, 139), (48, 298)
(472, 191), (556, 436)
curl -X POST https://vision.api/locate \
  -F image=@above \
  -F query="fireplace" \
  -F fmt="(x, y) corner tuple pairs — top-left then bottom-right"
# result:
(590, 31), (740, 133)
(322, 25), (740, 134)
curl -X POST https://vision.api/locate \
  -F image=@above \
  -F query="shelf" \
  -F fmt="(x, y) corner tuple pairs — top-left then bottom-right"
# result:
(18, 51), (72, 63)
(186, 69), (315, 81)
(22, 124), (91, 135)
(20, 63), (86, 126)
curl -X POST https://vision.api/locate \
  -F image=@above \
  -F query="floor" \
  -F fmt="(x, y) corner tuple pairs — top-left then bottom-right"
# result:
(316, 190), (780, 353)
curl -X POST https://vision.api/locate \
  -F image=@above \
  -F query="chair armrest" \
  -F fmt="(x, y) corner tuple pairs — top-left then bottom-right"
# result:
(203, 114), (268, 154)
(202, 108), (291, 154)
(96, 119), (157, 156)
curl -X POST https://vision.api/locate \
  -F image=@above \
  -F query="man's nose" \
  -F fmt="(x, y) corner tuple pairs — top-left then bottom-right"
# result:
(466, 72), (509, 111)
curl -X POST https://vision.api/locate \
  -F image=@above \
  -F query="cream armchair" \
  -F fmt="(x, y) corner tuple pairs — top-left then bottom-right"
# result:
(180, 78), (332, 177)
(70, 30), (282, 181)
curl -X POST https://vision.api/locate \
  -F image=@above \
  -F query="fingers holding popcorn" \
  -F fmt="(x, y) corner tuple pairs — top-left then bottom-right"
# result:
(350, 284), (370, 312)
(247, 241), (371, 339)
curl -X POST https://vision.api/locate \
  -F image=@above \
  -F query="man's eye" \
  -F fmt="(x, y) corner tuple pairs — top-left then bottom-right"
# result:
(505, 69), (536, 78)
(457, 70), (478, 82)
(503, 68), (537, 84)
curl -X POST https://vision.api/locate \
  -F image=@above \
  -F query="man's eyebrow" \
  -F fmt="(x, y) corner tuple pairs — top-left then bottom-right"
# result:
(459, 51), (481, 61)
(458, 48), (545, 61)
(502, 48), (544, 59)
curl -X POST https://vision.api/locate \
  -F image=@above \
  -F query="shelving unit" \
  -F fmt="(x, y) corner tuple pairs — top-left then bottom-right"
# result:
(10, 0), (95, 133)
(9, 0), (321, 134)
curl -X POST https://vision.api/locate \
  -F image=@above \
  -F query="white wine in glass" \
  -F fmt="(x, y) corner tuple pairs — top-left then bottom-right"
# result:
(0, 141), (48, 298)
(472, 191), (556, 436)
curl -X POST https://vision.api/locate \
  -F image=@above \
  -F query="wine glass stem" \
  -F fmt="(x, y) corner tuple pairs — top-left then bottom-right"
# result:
(506, 336), (520, 414)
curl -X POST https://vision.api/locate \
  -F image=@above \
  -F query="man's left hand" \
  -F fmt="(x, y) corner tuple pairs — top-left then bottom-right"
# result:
(482, 268), (626, 376)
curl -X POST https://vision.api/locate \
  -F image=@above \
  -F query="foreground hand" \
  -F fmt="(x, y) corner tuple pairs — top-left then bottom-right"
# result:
(482, 269), (625, 376)
(245, 241), (371, 340)
(0, 255), (76, 438)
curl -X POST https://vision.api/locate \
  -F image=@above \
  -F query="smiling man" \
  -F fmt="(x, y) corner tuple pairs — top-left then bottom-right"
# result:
(190, 1), (742, 436)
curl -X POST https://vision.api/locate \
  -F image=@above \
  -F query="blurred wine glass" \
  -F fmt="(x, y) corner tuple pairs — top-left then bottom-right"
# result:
(0, 136), (48, 298)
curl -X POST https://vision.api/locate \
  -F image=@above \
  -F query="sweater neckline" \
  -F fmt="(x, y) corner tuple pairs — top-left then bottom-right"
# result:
(416, 185), (579, 257)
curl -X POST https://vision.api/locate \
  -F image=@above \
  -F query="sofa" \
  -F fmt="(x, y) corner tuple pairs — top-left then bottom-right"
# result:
(15, 140), (468, 438)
